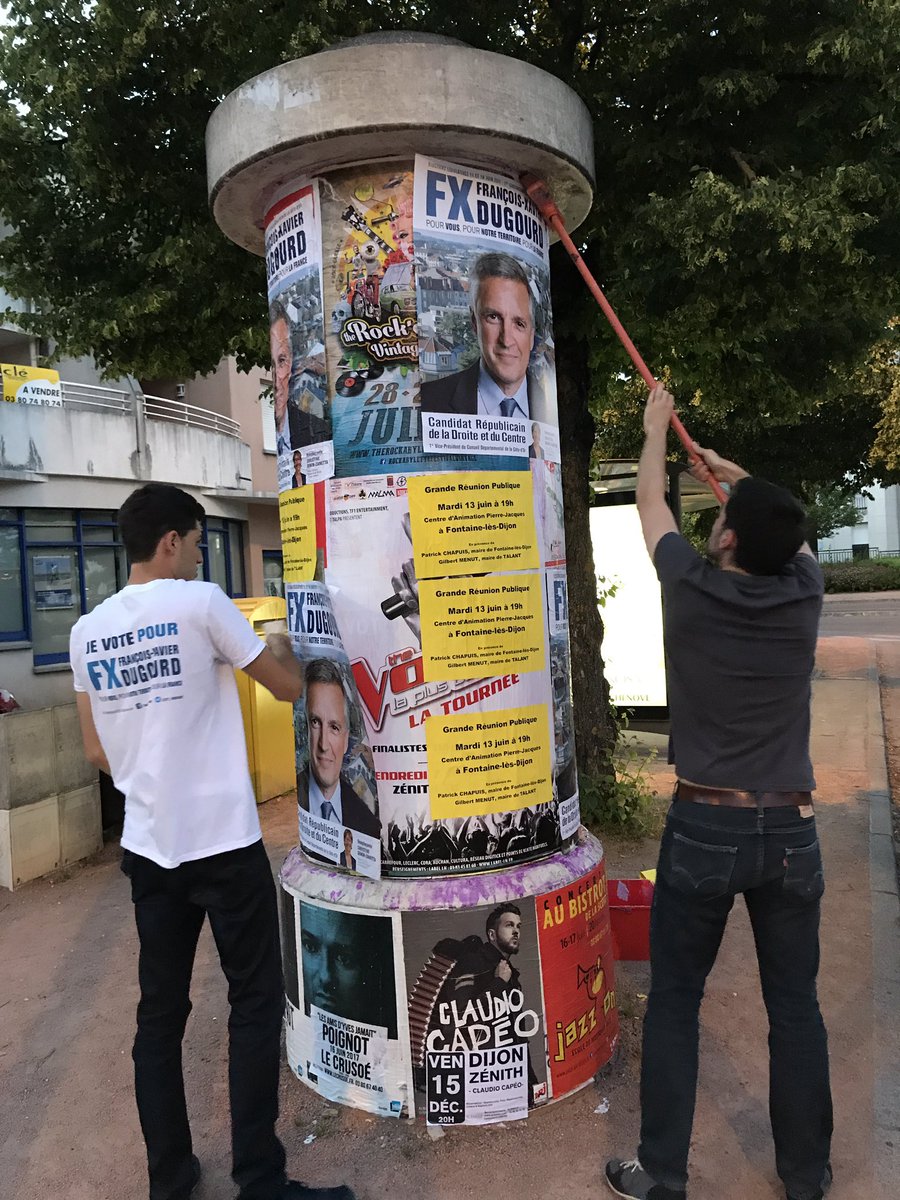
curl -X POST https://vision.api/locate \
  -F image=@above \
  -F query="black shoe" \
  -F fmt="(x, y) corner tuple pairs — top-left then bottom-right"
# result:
(605, 1158), (686, 1200)
(786, 1163), (833, 1200)
(282, 1183), (356, 1200)
(175, 1155), (200, 1198)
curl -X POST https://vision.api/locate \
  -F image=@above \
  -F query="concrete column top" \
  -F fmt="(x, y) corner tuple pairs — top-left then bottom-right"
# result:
(206, 32), (595, 255)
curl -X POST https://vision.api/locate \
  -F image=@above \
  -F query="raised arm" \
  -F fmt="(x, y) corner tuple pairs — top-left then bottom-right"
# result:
(688, 444), (813, 560)
(636, 385), (679, 558)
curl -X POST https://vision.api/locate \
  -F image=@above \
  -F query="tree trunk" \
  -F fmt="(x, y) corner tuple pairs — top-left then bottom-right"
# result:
(554, 315), (619, 782)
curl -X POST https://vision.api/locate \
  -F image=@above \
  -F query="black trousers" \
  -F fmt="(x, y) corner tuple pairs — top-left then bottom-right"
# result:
(123, 840), (287, 1200)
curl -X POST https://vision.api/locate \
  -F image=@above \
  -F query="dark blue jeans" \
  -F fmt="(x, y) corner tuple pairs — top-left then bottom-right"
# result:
(123, 840), (287, 1200)
(638, 799), (832, 1199)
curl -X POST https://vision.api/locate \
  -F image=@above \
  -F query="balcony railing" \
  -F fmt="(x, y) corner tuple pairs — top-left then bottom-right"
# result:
(142, 392), (242, 437)
(58, 380), (242, 438)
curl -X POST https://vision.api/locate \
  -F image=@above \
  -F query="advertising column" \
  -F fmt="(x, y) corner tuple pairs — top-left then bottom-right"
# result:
(264, 159), (580, 879)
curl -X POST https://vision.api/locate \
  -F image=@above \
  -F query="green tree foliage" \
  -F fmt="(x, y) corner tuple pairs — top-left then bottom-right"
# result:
(868, 324), (900, 473)
(805, 484), (859, 546)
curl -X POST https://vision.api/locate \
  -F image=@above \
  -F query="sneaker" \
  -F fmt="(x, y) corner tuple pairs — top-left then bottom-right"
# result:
(282, 1183), (356, 1200)
(786, 1163), (833, 1200)
(605, 1158), (686, 1200)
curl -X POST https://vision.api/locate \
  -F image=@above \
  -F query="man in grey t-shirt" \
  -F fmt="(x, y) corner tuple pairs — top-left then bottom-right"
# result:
(606, 387), (832, 1200)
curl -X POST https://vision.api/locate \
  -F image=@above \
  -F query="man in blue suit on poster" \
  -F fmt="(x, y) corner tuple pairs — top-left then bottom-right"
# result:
(301, 657), (381, 841)
(420, 251), (553, 425)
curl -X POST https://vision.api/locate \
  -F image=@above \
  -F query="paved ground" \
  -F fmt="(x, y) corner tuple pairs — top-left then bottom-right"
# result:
(819, 591), (900, 640)
(1, 636), (897, 1200)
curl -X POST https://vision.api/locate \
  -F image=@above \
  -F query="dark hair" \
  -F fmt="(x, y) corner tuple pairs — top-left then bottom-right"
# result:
(469, 251), (535, 323)
(269, 296), (291, 328)
(723, 477), (806, 575)
(486, 902), (521, 938)
(117, 484), (205, 563)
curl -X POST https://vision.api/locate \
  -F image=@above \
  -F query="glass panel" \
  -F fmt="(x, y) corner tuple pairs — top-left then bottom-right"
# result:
(83, 547), (121, 612)
(0, 526), (24, 633)
(28, 548), (82, 658)
(228, 523), (245, 594)
(25, 508), (75, 540)
(207, 530), (228, 592)
(263, 552), (284, 599)
(81, 526), (120, 543)
(0, 508), (17, 522)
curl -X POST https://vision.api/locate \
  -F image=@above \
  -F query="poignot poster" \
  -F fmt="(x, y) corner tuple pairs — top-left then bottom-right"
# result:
(283, 893), (414, 1118)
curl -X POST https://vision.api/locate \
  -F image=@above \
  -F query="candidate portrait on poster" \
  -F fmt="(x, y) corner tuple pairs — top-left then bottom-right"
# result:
(299, 656), (381, 841)
(419, 251), (555, 427)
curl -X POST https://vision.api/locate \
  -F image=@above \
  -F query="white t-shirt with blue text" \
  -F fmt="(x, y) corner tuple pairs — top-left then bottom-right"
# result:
(70, 579), (264, 868)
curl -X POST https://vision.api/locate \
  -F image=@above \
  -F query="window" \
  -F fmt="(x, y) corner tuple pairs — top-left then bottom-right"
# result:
(22, 509), (128, 666)
(263, 550), (284, 598)
(0, 510), (26, 641)
(1, 507), (247, 667)
(201, 517), (247, 600)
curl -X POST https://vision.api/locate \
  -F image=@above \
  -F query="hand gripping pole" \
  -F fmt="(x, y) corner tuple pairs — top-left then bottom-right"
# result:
(521, 174), (728, 505)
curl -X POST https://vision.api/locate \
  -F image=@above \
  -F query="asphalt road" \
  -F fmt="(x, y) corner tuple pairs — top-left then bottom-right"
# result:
(819, 591), (900, 639)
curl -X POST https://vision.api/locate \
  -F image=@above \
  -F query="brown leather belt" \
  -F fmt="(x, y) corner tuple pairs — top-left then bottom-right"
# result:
(676, 782), (812, 809)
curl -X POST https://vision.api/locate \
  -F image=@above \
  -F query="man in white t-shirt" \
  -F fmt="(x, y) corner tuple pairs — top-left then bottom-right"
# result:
(70, 483), (355, 1200)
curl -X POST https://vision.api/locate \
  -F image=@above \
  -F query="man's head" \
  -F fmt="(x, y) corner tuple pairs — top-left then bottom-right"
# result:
(708, 477), (807, 575)
(468, 252), (535, 396)
(486, 902), (522, 957)
(299, 902), (397, 1031)
(117, 484), (205, 579)
(269, 299), (293, 430)
(305, 658), (351, 799)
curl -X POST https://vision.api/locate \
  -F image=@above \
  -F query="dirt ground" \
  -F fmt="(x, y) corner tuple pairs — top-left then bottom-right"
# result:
(0, 636), (892, 1200)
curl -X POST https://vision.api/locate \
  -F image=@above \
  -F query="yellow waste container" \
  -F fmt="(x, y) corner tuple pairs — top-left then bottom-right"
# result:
(232, 597), (296, 804)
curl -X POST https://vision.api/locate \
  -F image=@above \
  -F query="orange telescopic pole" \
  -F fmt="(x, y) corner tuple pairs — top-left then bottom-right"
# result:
(521, 173), (728, 505)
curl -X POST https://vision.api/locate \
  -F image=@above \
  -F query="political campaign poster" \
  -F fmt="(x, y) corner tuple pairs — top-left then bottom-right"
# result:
(532, 459), (566, 568)
(537, 864), (619, 1098)
(546, 567), (579, 821)
(264, 182), (332, 489)
(325, 473), (567, 877)
(284, 578), (382, 878)
(320, 162), (523, 478)
(413, 155), (560, 465)
(283, 896), (414, 1118)
(402, 901), (548, 1124)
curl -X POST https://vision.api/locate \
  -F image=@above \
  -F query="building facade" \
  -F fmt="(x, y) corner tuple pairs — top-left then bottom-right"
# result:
(816, 484), (900, 561)
(1, 327), (282, 711)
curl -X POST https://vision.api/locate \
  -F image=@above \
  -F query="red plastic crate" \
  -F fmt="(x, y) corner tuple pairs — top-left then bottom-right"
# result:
(609, 878), (654, 961)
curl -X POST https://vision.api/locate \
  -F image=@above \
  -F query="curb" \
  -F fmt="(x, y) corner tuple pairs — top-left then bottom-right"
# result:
(866, 644), (900, 1197)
